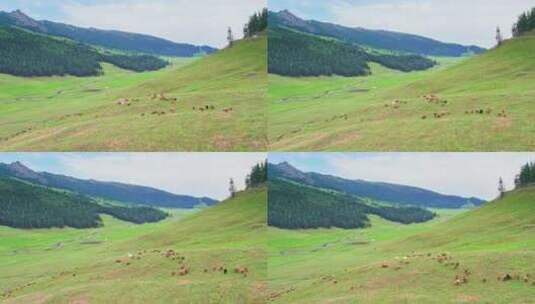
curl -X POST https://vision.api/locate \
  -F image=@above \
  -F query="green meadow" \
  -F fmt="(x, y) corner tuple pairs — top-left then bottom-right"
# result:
(0, 36), (267, 152)
(0, 187), (267, 304)
(269, 36), (535, 151)
(267, 187), (535, 303)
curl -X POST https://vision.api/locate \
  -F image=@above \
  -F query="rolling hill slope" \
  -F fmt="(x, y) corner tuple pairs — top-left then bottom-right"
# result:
(0, 187), (267, 303)
(269, 162), (484, 208)
(267, 187), (535, 303)
(269, 35), (535, 151)
(399, 186), (535, 251)
(0, 36), (267, 151)
(396, 35), (535, 95)
(269, 10), (485, 57)
(0, 10), (216, 57)
(0, 162), (217, 208)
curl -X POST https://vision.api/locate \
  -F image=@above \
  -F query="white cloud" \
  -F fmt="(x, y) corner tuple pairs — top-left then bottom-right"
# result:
(324, 153), (534, 200)
(328, 0), (535, 48)
(59, 0), (266, 48)
(53, 153), (266, 200)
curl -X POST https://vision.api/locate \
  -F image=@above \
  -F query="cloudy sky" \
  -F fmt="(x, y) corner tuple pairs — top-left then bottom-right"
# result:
(0, 153), (266, 200)
(0, 0), (266, 47)
(269, 0), (535, 48)
(269, 153), (535, 200)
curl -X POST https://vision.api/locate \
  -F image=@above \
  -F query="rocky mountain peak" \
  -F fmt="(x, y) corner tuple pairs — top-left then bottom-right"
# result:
(7, 9), (45, 31)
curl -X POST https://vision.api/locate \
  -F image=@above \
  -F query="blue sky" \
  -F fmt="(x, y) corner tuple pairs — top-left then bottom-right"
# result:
(0, 0), (266, 47)
(269, 153), (535, 200)
(0, 153), (266, 200)
(269, 0), (535, 47)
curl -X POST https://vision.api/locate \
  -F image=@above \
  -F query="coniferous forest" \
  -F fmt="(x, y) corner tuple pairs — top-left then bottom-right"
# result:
(0, 178), (168, 229)
(513, 7), (535, 37)
(516, 162), (535, 188)
(0, 26), (168, 77)
(268, 26), (436, 77)
(101, 53), (168, 72)
(245, 161), (268, 189)
(268, 178), (435, 229)
(244, 8), (268, 38)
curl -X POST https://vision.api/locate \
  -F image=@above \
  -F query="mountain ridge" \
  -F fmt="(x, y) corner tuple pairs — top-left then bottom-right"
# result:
(0, 9), (217, 57)
(269, 10), (485, 57)
(269, 162), (485, 209)
(0, 162), (218, 208)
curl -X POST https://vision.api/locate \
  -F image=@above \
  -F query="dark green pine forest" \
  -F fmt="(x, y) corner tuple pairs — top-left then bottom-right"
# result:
(516, 162), (535, 188)
(513, 7), (535, 36)
(268, 27), (436, 77)
(99, 53), (168, 73)
(268, 178), (435, 230)
(245, 161), (268, 189)
(244, 8), (268, 38)
(0, 26), (168, 77)
(0, 178), (168, 229)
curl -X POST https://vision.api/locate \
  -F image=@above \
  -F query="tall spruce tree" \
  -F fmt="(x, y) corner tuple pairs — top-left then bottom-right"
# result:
(227, 27), (234, 47)
(229, 178), (237, 198)
(498, 177), (506, 198)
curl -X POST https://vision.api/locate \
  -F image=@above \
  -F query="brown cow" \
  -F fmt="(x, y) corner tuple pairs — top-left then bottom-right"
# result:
(234, 266), (249, 274)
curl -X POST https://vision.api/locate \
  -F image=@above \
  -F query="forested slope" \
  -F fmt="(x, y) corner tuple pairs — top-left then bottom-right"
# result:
(268, 178), (435, 229)
(0, 26), (168, 77)
(0, 178), (168, 229)
(268, 27), (436, 77)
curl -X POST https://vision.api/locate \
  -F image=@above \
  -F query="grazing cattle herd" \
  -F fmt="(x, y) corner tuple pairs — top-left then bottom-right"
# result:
(114, 93), (235, 117)
(376, 252), (534, 288)
(113, 248), (251, 280)
(381, 94), (509, 121)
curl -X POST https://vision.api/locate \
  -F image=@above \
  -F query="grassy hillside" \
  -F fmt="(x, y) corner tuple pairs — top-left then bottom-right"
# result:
(0, 187), (267, 303)
(0, 36), (267, 151)
(269, 36), (535, 151)
(268, 187), (535, 303)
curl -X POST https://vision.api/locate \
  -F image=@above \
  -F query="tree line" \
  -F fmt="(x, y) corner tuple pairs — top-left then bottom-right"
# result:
(0, 178), (168, 229)
(244, 8), (267, 38)
(102, 53), (168, 72)
(515, 162), (535, 188)
(268, 178), (435, 230)
(246, 160), (267, 189)
(513, 7), (535, 37)
(229, 160), (267, 198)
(0, 26), (168, 77)
(268, 26), (435, 77)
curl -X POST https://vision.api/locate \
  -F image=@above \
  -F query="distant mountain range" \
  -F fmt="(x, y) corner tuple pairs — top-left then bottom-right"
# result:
(269, 162), (485, 209)
(269, 10), (485, 57)
(0, 9), (217, 57)
(0, 162), (218, 208)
